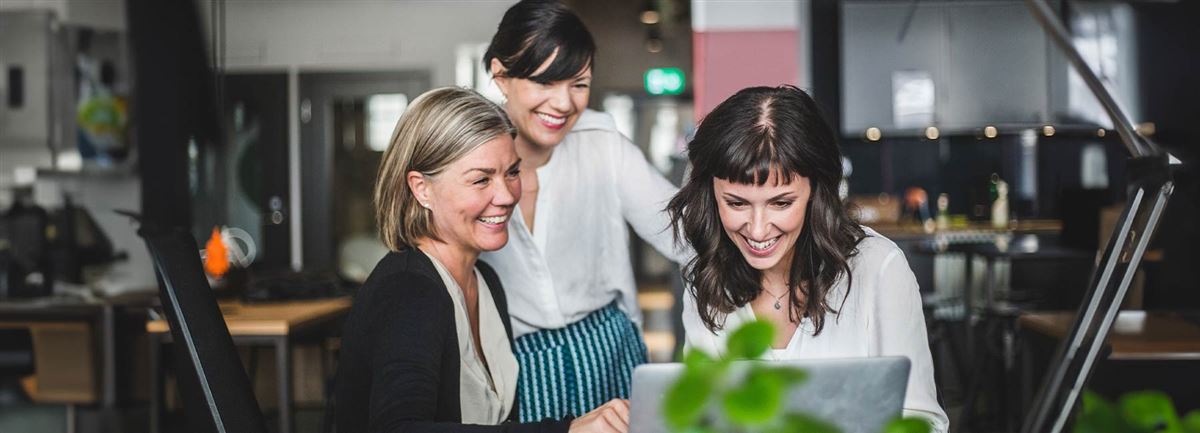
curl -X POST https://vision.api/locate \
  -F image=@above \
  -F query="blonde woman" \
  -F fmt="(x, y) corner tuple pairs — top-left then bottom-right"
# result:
(331, 87), (629, 433)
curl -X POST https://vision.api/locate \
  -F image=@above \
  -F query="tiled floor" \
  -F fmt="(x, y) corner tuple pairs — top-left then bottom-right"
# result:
(0, 405), (328, 433)
(0, 405), (67, 433)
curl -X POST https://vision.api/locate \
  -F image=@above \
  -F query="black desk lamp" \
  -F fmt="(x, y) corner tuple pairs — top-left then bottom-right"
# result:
(1021, 1), (1175, 433)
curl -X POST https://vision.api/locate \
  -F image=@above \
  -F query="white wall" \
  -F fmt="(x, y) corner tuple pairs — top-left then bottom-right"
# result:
(0, 10), (55, 191)
(63, 0), (125, 30)
(0, 10), (53, 149)
(0, 0), (67, 17)
(0, 0), (124, 29)
(201, 0), (516, 86)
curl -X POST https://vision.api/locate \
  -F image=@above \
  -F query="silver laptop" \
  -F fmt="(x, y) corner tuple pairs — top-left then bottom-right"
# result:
(630, 357), (911, 433)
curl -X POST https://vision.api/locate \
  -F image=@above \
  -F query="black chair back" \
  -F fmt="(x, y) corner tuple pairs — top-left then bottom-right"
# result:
(141, 225), (267, 433)
(0, 328), (34, 402)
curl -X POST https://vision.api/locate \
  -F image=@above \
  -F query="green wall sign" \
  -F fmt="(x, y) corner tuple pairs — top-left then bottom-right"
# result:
(645, 67), (686, 95)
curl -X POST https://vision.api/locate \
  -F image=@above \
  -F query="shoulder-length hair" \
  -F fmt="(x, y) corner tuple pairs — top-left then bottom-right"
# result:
(667, 85), (864, 335)
(483, 0), (595, 83)
(374, 87), (514, 251)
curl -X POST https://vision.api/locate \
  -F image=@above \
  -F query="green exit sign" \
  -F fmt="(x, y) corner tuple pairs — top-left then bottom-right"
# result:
(644, 67), (685, 95)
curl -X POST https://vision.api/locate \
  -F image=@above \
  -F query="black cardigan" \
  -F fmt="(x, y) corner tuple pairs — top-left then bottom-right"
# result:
(331, 249), (570, 433)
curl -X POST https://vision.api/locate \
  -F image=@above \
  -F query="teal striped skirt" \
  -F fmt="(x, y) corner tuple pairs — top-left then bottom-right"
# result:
(513, 302), (648, 422)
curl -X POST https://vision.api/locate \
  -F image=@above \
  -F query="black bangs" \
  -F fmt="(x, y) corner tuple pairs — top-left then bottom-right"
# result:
(711, 129), (802, 187)
(689, 85), (839, 190)
(510, 33), (594, 83)
(484, 0), (595, 83)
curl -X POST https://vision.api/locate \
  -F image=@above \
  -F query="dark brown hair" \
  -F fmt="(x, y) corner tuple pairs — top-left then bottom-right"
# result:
(483, 0), (595, 83)
(667, 85), (864, 335)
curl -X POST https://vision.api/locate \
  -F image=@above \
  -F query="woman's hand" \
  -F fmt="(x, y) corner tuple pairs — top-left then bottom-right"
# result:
(568, 399), (630, 433)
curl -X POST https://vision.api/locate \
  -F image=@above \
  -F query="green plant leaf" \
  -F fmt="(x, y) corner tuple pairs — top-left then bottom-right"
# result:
(1074, 392), (1125, 433)
(722, 366), (786, 426)
(684, 348), (716, 371)
(765, 413), (842, 433)
(1119, 391), (1182, 433)
(1180, 411), (1200, 433)
(884, 417), (932, 433)
(726, 320), (775, 360)
(664, 369), (715, 431)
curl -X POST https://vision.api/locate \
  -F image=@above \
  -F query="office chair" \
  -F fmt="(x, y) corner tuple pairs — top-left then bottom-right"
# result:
(139, 223), (267, 433)
(0, 328), (34, 405)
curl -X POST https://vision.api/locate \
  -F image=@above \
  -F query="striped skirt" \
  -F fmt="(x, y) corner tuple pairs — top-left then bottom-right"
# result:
(513, 302), (648, 422)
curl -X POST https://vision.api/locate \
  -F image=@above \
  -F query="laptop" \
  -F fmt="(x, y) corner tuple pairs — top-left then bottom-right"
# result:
(629, 357), (911, 433)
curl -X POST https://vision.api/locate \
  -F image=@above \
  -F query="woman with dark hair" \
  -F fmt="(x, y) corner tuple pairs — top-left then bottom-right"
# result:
(479, 0), (689, 423)
(668, 86), (949, 433)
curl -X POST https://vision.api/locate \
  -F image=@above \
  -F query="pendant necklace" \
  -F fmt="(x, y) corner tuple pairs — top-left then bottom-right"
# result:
(763, 288), (789, 310)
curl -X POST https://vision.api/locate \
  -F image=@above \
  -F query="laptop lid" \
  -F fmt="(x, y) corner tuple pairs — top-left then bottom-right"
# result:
(630, 357), (911, 433)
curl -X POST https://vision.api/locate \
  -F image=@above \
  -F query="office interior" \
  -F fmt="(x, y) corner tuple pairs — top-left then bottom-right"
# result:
(0, 0), (1197, 432)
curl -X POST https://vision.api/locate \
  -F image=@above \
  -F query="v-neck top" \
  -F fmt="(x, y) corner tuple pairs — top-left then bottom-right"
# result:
(331, 249), (572, 432)
(682, 227), (950, 433)
(481, 109), (691, 338)
(426, 253), (519, 424)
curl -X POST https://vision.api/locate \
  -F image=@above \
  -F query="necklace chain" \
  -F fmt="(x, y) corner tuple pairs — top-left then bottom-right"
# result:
(763, 288), (789, 310)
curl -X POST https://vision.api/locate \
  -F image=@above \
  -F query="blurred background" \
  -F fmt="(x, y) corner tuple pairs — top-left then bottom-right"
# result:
(1, 1), (1197, 432)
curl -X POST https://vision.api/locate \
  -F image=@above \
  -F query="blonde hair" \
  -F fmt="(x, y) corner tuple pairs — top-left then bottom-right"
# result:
(374, 87), (514, 251)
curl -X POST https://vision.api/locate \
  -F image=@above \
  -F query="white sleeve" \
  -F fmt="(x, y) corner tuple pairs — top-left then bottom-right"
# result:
(611, 132), (694, 265)
(873, 249), (951, 433)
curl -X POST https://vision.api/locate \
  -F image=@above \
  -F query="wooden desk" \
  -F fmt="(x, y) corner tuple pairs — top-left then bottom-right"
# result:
(146, 297), (351, 433)
(146, 297), (351, 337)
(1, 293), (155, 406)
(1018, 310), (1200, 360)
(872, 219), (1063, 241)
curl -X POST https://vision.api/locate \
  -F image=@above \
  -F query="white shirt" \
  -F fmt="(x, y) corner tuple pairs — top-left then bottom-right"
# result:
(426, 253), (519, 424)
(482, 109), (690, 338)
(682, 228), (950, 433)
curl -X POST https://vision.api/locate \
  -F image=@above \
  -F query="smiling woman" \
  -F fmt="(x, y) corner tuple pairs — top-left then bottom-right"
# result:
(330, 87), (631, 433)
(478, 0), (691, 424)
(668, 86), (950, 432)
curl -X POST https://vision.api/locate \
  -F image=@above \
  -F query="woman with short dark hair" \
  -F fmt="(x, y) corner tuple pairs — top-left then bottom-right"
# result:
(668, 85), (949, 433)
(479, 0), (690, 423)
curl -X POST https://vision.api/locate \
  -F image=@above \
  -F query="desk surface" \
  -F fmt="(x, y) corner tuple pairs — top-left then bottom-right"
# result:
(146, 297), (352, 337)
(912, 233), (1095, 259)
(872, 219), (1063, 240)
(1019, 311), (1200, 360)
(0, 291), (156, 321)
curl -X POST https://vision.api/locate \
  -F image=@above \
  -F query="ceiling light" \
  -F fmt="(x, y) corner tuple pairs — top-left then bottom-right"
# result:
(866, 127), (881, 142)
(984, 125), (998, 139)
(645, 38), (663, 53)
(641, 10), (660, 25)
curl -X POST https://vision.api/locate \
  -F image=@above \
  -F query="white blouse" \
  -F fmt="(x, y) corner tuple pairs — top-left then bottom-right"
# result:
(482, 109), (690, 338)
(682, 228), (950, 433)
(426, 253), (519, 424)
